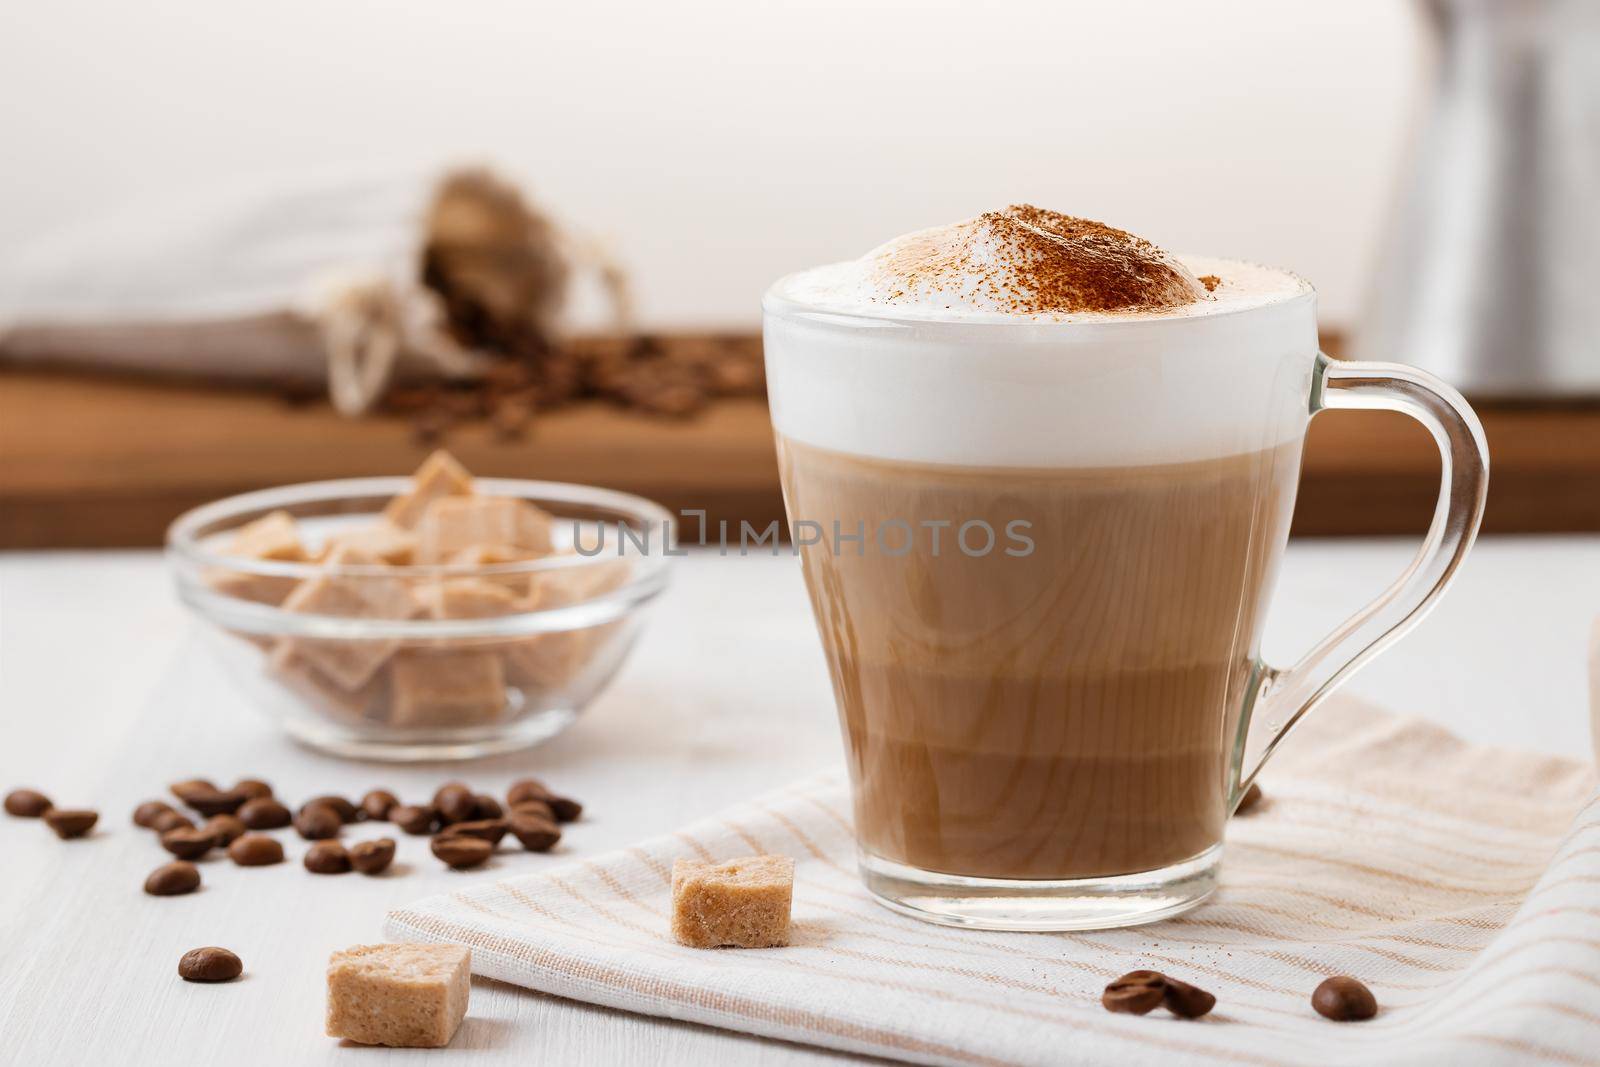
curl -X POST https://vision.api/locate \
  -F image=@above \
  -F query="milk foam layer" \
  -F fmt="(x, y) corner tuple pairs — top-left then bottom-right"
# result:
(764, 222), (1319, 468)
(773, 213), (1310, 322)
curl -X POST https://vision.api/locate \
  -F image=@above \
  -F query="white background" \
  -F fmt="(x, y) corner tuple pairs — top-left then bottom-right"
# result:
(0, 1), (1422, 329)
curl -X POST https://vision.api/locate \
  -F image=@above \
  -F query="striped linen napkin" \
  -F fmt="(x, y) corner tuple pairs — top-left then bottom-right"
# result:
(387, 697), (1599, 1066)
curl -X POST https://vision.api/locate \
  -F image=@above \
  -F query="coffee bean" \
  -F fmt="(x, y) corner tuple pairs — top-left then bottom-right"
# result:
(133, 800), (176, 828)
(178, 946), (242, 983)
(161, 826), (218, 860)
(145, 861), (201, 896)
(300, 795), (361, 823)
(1102, 970), (1167, 1015)
(5, 788), (52, 817)
(360, 790), (399, 822)
(433, 784), (476, 825)
(295, 803), (343, 840)
(304, 840), (352, 874)
(391, 805), (437, 835)
(471, 794), (503, 820)
(506, 778), (580, 822)
(228, 834), (284, 867)
(508, 811), (562, 852)
(1162, 976), (1217, 1019)
(431, 835), (492, 870)
(437, 818), (507, 847)
(187, 787), (248, 817)
(1236, 781), (1264, 815)
(152, 809), (197, 834)
(43, 809), (98, 839)
(1312, 976), (1377, 1021)
(350, 838), (396, 875)
(232, 779), (274, 800)
(509, 798), (555, 822)
(170, 779), (219, 805)
(238, 797), (292, 830)
(203, 814), (247, 846)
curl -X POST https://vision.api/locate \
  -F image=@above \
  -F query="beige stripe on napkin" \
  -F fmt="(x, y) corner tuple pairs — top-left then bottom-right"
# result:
(388, 698), (1599, 1067)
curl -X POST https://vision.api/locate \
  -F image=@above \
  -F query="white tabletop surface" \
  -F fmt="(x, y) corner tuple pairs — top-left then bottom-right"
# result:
(1, 537), (1597, 1065)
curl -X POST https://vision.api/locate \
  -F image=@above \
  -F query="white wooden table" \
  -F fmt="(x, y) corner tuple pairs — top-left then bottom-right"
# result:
(1, 540), (1597, 1065)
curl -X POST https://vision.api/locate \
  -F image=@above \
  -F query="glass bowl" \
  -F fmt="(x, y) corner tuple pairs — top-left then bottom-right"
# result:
(166, 477), (673, 761)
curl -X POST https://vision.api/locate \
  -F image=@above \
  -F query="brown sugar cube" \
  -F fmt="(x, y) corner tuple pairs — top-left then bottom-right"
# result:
(671, 855), (795, 949)
(449, 543), (541, 566)
(525, 554), (632, 610)
(319, 522), (418, 565)
(503, 557), (633, 689)
(383, 450), (475, 531)
(203, 510), (309, 607)
(224, 510), (309, 562)
(268, 647), (386, 720)
(204, 569), (299, 608)
(417, 579), (521, 620)
(388, 649), (506, 726)
(274, 545), (419, 690)
(501, 629), (604, 691)
(416, 496), (555, 563)
(325, 943), (471, 1048)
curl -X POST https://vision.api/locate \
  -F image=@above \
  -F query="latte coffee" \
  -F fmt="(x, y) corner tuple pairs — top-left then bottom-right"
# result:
(764, 205), (1489, 929)
(779, 436), (1301, 880)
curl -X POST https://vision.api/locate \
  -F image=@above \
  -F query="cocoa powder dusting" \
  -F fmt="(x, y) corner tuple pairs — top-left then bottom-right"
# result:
(1198, 274), (1221, 293)
(874, 204), (1205, 315)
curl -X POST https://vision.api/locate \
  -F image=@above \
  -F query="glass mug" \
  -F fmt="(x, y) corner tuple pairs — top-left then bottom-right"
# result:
(763, 265), (1488, 930)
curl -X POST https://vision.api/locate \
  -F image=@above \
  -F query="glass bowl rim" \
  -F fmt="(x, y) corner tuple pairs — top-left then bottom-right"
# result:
(166, 475), (678, 581)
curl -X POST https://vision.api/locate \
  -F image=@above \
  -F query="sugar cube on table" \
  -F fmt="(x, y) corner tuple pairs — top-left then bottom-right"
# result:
(325, 943), (471, 1048)
(671, 855), (795, 949)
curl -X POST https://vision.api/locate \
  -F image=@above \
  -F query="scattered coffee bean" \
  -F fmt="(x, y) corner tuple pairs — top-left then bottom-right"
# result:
(228, 834), (284, 867)
(238, 797), (292, 830)
(5, 788), (52, 817)
(471, 794), (503, 820)
(437, 818), (508, 847)
(391, 805), (437, 835)
(295, 803), (343, 841)
(1312, 976), (1377, 1021)
(506, 778), (581, 822)
(232, 779), (274, 800)
(145, 861), (201, 896)
(1236, 781), (1264, 815)
(508, 811), (561, 852)
(161, 826), (218, 860)
(509, 798), (556, 822)
(1102, 970), (1167, 1015)
(431, 835), (492, 870)
(133, 800), (176, 828)
(152, 810), (197, 834)
(304, 840), (352, 874)
(203, 814), (247, 847)
(433, 783), (476, 825)
(350, 838), (397, 875)
(171, 779), (247, 816)
(301, 795), (361, 824)
(178, 946), (242, 983)
(44, 808), (98, 839)
(1162, 976), (1217, 1019)
(170, 779), (219, 805)
(360, 789), (399, 822)
(188, 787), (248, 817)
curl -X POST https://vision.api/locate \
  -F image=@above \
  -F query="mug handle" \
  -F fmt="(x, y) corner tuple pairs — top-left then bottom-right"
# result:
(1232, 353), (1490, 809)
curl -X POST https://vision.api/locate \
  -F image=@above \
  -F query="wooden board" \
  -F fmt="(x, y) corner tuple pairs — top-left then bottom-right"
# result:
(3, 363), (1599, 548)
